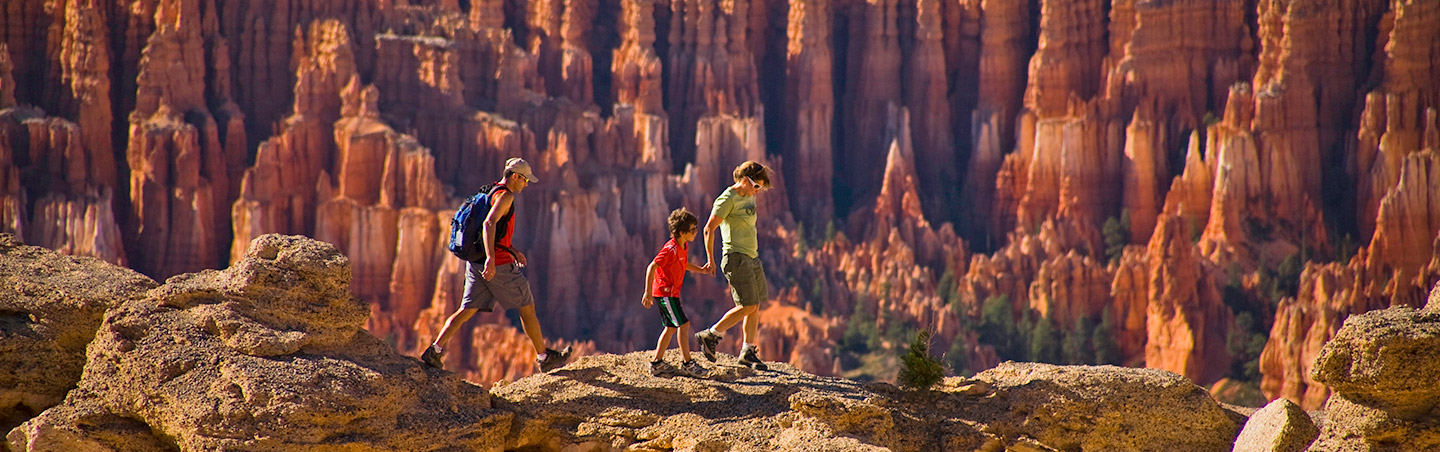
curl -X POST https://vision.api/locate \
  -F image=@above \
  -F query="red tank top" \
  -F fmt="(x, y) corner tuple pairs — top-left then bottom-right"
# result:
(491, 184), (516, 266)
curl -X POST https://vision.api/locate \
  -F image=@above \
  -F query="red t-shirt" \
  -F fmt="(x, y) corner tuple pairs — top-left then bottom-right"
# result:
(490, 184), (516, 266)
(651, 238), (688, 297)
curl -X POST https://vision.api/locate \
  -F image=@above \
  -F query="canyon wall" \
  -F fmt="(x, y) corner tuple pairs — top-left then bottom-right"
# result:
(1, 0), (1438, 410)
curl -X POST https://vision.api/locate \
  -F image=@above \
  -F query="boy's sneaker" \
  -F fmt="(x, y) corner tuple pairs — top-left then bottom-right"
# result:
(650, 360), (678, 376)
(421, 344), (445, 369)
(739, 344), (768, 371)
(680, 360), (708, 378)
(695, 330), (721, 362)
(537, 345), (573, 373)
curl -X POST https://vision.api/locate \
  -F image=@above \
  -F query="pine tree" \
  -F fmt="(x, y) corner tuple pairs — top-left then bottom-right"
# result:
(899, 331), (945, 390)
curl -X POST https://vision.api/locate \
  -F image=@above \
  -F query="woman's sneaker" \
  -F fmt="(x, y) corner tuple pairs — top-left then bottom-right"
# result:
(680, 360), (708, 378)
(537, 346), (573, 373)
(650, 360), (678, 376)
(739, 344), (768, 371)
(421, 344), (445, 369)
(694, 330), (721, 362)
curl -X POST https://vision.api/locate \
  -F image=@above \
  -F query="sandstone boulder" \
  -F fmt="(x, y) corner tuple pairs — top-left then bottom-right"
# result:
(1233, 398), (1318, 452)
(1306, 296), (1440, 451)
(490, 351), (935, 451)
(8, 234), (507, 451)
(967, 362), (1241, 451)
(0, 234), (156, 435)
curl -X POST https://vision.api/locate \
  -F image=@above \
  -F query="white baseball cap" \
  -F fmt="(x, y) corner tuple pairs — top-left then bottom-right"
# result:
(505, 157), (539, 183)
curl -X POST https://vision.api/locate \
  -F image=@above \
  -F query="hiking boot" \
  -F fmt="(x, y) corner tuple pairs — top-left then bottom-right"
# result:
(537, 345), (573, 373)
(421, 344), (445, 369)
(695, 329), (720, 362)
(680, 359), (708, 378)
(739, 344), (768, 371)
(650, 360), (678, 376)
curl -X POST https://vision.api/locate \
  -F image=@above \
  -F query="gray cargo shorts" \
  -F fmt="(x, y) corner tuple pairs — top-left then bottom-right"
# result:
(462, 262), (535, 312)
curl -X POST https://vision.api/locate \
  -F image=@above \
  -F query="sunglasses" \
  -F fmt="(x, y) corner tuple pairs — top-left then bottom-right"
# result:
(745, 176), (767, 190)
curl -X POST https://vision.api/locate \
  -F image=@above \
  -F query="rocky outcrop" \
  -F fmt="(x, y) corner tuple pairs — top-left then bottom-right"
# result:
(0, 234), (156, 436)
(968, 362), (1241, 451)
(1305, 295), (1440, 451)
(492, 354), (1242, 451)
(7, 234), (508, 451)
(1232, 398), (1317, 452)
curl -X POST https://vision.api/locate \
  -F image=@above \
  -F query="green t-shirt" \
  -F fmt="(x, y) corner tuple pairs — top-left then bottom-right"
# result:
(711, 187), (758, 258)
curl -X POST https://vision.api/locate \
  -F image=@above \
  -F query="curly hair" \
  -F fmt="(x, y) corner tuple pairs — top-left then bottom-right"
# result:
(667, 207), (698, 239)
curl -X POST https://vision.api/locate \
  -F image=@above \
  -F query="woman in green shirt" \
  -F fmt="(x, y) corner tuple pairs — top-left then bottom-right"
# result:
(694, 161), (771, 370)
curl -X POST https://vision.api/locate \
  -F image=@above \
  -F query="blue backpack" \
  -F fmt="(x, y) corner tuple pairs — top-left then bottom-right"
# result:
(448, 184), (513, 262)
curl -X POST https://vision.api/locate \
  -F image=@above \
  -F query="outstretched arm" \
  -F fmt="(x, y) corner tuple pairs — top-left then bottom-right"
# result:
(701, 213), (723, 274)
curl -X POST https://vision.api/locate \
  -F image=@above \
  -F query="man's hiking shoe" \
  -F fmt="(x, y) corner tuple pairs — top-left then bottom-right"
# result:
(680, 360), (707, 378)
(695, 330), (720, 362)
(421, 344), (445, 369)
(650, 360), (678, 376)
(537, 346), (573, 373)
(740, 344), (768, 371)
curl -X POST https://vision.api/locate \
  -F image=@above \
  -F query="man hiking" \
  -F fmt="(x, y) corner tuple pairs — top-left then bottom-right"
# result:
(694, 161), (772, 370)
(423, 157), (572, 373)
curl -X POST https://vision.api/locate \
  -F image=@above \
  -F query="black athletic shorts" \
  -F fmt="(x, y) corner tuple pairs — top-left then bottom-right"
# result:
(654, 296), (689, 328)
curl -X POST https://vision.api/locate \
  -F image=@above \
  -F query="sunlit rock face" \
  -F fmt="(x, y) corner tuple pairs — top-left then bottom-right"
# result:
(0, 0), (1437, 418)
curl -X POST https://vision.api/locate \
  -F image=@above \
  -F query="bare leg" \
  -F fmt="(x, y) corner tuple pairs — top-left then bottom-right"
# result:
(741, 308), (761, 345)
(434, 308), (478, 347)
(710, 305), (758, 334)
(677, 323), (692, 361)
(517, 304), (546, 355)
(654, 327), (677, 362)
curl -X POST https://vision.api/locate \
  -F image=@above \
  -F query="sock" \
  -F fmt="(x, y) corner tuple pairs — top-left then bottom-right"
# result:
(709, 327), (723, 338)
(652, 360), (663, 365)
(537, 352), (547, 361)
(742, 342), (756, 350)
(432, 344), (444, 354)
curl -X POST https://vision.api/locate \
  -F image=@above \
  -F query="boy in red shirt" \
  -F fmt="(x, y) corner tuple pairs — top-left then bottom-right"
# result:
(641, 208), (712, 377)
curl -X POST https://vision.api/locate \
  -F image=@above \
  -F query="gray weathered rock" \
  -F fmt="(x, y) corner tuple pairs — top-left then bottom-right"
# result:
(1306, 301), (1440, 451)
(8, 234), (507, 451)
(0, 234), (156, 435)
(967, 362), (1241, 452)
(1233, 398), (1318, 452)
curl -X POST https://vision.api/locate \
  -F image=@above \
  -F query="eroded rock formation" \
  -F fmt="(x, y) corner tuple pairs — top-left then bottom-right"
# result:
(0, 0), (1438, 422)
(0, 234), (156, 436)
(7, 234), (507, 451)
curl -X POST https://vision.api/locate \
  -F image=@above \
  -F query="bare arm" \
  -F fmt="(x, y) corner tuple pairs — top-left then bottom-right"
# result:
(702, 213), (724, 270)
(480, 190), (514, 280)
(641, 261), (657, 307)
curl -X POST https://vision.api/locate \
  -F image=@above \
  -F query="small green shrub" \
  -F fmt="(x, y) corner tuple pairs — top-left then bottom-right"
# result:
(899, 331), (945, 390)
